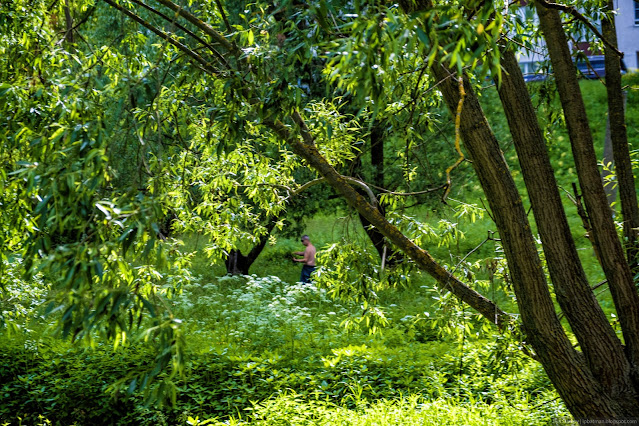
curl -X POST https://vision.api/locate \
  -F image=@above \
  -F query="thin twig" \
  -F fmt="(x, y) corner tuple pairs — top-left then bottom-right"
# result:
(56, 5), (96, 45)
(373, 184), (447, 197)
(214, 0), (232, 33)
(442, 76), (466, 202)
(453, 230), (496, 275)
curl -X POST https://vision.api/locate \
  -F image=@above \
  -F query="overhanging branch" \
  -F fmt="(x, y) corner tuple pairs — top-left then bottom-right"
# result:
(534, 0), (623, 57)
(101, 0), (220, 76)
(266, 117), (512, 330)
(129, 0), (230, 70)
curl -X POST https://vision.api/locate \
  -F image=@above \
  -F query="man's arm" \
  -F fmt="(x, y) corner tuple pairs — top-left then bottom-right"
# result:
(293, 249), (311, 263)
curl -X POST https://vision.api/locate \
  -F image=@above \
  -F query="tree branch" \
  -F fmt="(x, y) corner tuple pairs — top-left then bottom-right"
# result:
(292, 110), (315, 146)
(151, 0), (240, 56)
(214, 0), (232, 33)
(129, 0), (230, 70)
(443, 75), (466, 202)
(101, 0), (220, 76)
(534, 0), (623, 57)
(374, 184), (447, 197)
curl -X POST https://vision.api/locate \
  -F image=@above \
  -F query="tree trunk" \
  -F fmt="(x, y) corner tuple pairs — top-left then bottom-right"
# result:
(536, 3), (639, 377)
(224, 220), (276, 275)
(358, 121), (403, 267)
(430, 62), (627, 418)
(602, 0), (639, 272)
(63, 0), (75, 44)
(496, 47), (635, 410)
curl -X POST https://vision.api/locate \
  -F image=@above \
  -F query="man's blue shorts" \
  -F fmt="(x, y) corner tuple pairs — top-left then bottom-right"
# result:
(300, 265), (315, 283)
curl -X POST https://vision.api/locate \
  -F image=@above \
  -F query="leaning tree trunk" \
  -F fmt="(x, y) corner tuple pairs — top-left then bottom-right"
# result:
(429, 62), (626, 418)
(496, 46), (636, 412)
(267, 117), (511, 328)
(536, 3), (639, 377)
(602, 0), (639, 271)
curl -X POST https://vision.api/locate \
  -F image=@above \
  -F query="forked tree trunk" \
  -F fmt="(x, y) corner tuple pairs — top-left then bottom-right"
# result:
(536, 3), (639, 379)
(224, 220), (276, 275)
(429, 62), (627, 418)
(496, 47), (636, 412)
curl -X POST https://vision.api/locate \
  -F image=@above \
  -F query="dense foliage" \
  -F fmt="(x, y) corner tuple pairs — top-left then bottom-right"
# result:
(3, 0), (639, 422)
(1, 273), (568, 424)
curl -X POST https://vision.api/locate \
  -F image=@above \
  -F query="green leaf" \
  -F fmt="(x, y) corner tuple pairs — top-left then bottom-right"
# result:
(415, 27), (430, 48)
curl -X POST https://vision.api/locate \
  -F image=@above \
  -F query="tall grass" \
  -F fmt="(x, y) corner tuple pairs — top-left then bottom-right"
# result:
(196, 392), (569, 426)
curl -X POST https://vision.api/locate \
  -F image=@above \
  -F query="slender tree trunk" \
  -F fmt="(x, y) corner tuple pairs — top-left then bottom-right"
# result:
(370, 121), (384, 191)
(64, 0), (75, 44)
(536, 3), (639, 376)
(602, 0), (639, 272)
(496, 47), (635, 408)
(358, 121), (403, 267)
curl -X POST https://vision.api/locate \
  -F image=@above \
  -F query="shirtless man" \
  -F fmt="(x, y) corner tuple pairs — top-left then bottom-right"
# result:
(293, 235), (316, 283)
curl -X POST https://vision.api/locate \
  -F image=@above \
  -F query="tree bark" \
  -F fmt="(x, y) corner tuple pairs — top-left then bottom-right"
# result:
(536, 3), (639, 377)
(496, 47), (635, 409)
(602, 0), (639, 272)
(63, 0), (75, 44)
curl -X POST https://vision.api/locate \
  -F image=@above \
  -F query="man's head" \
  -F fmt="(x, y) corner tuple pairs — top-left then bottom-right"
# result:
(301, 235), (310, 246)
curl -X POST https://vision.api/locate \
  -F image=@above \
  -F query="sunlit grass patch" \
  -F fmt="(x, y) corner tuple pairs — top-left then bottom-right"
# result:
(196, 392), (569, 426)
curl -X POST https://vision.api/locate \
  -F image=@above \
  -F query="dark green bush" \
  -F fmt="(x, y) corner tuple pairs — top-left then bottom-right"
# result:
(0, 334), (553, 424)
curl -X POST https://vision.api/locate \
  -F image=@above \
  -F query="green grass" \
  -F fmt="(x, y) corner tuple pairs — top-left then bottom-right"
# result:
(198, 393), (568, 426)
(1, 274), (567, 425)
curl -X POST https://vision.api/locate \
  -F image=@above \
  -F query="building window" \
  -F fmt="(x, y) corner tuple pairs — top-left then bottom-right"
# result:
(636, 0), (639, 25)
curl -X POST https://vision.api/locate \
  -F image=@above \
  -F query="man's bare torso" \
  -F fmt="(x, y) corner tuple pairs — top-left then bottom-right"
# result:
(304, 244), (316, 266)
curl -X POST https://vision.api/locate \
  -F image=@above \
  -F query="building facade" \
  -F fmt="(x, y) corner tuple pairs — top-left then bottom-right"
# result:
(615, 0), (639, 70)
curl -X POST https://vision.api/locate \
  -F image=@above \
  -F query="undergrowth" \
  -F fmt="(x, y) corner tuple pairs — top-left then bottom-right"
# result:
(1, 273), (568, 425)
